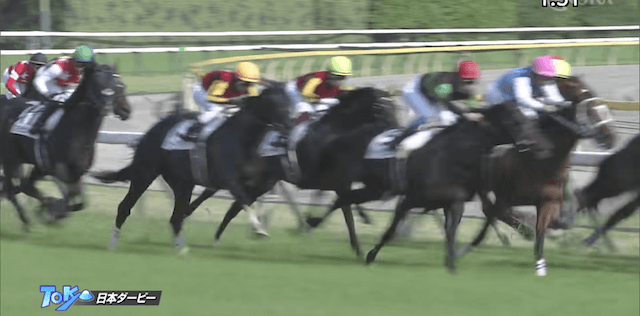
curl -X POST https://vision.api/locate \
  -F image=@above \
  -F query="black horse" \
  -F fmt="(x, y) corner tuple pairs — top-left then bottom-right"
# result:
(0, 64), (131, 230)
(184, 87), (400, 257)
(363, 102), (516, 272)
(92, 83), (292, 253)
(455, 76), (616, 276)
(575, 134), (639, 246)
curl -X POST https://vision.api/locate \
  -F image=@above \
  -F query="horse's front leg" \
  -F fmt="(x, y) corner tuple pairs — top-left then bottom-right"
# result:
(534, 200), (560, 277)
(20, 167), (46, 202)
(3, 166), (31, 231)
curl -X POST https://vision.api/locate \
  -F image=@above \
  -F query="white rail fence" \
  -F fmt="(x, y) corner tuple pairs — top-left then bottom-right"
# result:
(96, 131), (613, 167)
(2, 37), (638, 56)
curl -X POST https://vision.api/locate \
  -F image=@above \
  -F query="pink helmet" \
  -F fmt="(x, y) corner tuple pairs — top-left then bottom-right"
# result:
(532, 56), (556, 77)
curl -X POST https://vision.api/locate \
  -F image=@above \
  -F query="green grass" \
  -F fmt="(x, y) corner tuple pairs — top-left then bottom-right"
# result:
(1, 183), (639, 316)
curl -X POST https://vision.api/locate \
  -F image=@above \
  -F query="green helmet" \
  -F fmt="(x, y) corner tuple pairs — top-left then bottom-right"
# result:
(73, 45), (95, 63)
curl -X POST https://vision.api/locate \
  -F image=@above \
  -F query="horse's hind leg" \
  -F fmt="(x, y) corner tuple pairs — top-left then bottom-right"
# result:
(366, 196), (414, 265)
(109, 174), (156, 251)
(185, 188), (218, 218)
(214, 200), (244, 243)
(584, 193), (640, 247)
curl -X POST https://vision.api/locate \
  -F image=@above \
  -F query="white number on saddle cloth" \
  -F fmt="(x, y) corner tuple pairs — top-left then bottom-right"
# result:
(10, 102), (45, 136)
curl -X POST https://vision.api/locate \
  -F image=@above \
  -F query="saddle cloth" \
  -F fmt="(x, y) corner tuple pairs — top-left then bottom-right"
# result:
(10, 102), (64, 139)
(161, 115), (228, 151)
(364, 128), (439, 160)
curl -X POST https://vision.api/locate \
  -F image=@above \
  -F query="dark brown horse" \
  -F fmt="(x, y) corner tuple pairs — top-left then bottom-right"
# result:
(457, 76), (616, 276)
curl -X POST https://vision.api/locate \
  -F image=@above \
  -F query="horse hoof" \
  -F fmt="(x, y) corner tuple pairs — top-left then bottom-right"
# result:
(365, 250), (377, 265)
(306, 217), (323, 228)
(498, 234), (511, 247)
(253, 229), (269, 238)
(583, 235), (598, 247)
(212, 239), (221, 247)
(536, 269), (547, 277)
(177, 246), (190, 256)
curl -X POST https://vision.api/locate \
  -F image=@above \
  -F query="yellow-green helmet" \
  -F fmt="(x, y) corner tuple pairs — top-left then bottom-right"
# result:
(553, 59), (571, 79)
(327, 56), (352, 76)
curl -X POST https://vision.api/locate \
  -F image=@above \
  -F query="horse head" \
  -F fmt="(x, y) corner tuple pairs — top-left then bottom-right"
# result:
(110, 64), (131, 120)
(321, 87), (399, 130)
(241, 82), (292, 132)
(65, 64), (130, 121)
(557, 76), (616, 150)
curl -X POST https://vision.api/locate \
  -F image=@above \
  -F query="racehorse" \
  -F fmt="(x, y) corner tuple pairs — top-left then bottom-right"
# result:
(575, 134), (639, 246)
(0, 64), (130, 230)
(92, 83), (292, 253)
(184, 87), (400, 258)
(455, 76), (616, 276)
(362, 102), (515, 272)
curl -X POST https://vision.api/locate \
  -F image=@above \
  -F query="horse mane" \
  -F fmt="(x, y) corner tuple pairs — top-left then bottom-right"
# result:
(319, 87), (396, 128)
(63, 64), (113, 106)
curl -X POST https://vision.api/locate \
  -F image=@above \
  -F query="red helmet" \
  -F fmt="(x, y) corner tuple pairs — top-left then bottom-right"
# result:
(551, 55), (564, 60)
(458, 61), (481, 80)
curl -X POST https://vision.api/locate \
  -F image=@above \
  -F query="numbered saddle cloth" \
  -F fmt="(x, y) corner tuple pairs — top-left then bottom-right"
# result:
(10, 102), (64, 139)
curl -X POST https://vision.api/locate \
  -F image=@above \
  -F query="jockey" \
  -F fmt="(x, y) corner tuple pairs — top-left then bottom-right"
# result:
(2, 53), (47, 99)
(484, 56), (570, 160)
(390, 60), (483, 148)
(30, 45), (97, 135)
(181, 61), (260, 141)
(285, 56), (354, 125)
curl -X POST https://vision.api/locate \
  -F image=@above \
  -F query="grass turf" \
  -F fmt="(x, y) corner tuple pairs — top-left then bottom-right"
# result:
(1, 183), (638, 316)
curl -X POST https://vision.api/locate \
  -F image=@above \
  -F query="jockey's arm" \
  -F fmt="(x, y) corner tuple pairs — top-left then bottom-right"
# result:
(540, 83), (568, 105)
(513, 77), (545, 111)
(4, 67), (21, 96)
(301, 78), (322, 103)
(34, 64), (64, 98)
(206, 80), (231, 104)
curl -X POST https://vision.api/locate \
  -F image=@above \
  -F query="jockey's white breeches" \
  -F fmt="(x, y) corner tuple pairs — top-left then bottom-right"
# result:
(192, 83), (225, 123)
(402, 77), (458, 127)
(285, 81), (313, 115)
(2, 69), (27, 99)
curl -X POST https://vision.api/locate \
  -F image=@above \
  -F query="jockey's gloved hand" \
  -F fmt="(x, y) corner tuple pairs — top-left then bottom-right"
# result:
(50, 93), (67, 103)
(543, 104), (560, 113)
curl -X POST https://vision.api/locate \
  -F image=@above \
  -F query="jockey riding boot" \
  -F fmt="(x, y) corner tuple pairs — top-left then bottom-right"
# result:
(181, 121), (204, 142)
(520, 117), (554, 160)
(503, 107), (553, 160)
(29, 104), (60, 135)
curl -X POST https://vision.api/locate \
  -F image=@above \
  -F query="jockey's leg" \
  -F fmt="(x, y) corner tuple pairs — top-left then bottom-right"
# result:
(285, 81), (313, 124)
(503, 105), (553, 160)
(30, 102), (61, 134)
(391, 80), (434, 149)
(181, 102), (223, 141)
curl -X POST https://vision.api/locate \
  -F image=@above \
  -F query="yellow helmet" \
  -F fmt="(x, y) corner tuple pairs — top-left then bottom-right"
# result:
(553, 59), (571, 79)
(235, 62), (261, 83)
(327, 56), (352, 76)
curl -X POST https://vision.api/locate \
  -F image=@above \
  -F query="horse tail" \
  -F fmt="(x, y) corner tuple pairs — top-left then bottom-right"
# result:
(91, 165), (132, 183)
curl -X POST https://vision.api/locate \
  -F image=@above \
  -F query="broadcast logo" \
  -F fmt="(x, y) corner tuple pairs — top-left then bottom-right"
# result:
(40, 285), (161, 311)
